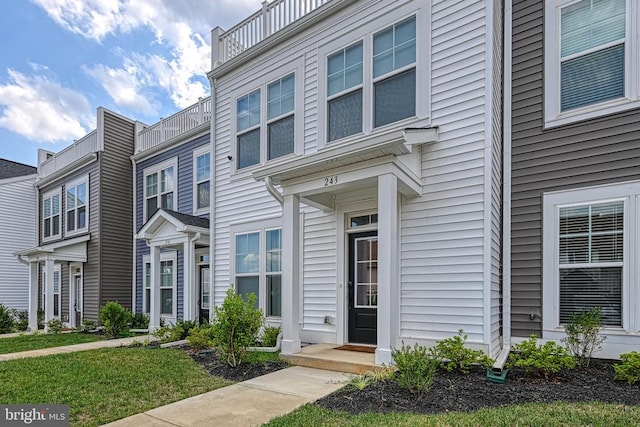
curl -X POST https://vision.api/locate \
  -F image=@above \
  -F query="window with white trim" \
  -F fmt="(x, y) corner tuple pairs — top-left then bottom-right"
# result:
(193, 146), (210, 213)
(543, 181), (640, 335)
(66, 176), (88, 234)
(42, 265), (61, 318)
(237, 89), (261, 169)
(231, 219), (282, 317)
(327, 41), (363, 141)
(267, 74), (295, 160)
(160, 260), (174, 316)
(42, 190), (61, 241)
(144, 159), (176, 221)
(544, 0), (640, 127)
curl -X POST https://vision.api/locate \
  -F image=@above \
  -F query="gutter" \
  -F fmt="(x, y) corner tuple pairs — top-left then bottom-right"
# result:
(264, 176), (284, 205)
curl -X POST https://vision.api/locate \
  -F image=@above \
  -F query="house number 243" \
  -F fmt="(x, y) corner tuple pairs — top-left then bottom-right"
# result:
(324, 175), (338, 186)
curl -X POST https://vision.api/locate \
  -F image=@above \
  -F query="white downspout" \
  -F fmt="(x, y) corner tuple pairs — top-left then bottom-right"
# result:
(208, 77), (217, 322)
(264, 176), (284, 205)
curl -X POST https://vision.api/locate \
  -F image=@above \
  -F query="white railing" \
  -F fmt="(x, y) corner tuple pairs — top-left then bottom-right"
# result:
(136, 96), (212, 153)
(39, 130), (99, 178)
(216, 0), (332, 64)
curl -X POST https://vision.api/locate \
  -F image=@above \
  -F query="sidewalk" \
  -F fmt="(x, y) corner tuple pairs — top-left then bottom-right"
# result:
(103, 366), (349, 427)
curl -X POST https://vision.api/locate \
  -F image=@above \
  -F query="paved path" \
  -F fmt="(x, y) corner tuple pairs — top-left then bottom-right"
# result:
(103, 366), (349, 427)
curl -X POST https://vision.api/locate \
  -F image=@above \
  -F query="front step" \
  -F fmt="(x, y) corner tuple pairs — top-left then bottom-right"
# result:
(282, 343), (380, 374)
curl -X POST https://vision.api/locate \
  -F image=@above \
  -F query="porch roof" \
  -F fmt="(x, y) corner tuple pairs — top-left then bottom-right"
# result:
(136, 209), (209, 244)
(14, 234), (90, 263)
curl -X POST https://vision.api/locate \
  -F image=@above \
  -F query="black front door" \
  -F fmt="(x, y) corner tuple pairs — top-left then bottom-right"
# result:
(348, 231), (378, 344)
(199, 266), (210, 324)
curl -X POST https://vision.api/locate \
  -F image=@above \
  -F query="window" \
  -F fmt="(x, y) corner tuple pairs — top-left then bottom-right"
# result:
(66, 177), (88, 234)
(232, 220), (282, 317)
(193, 146), (210, 212)
(42, 265), (61, 318)
(160, 260), (174, 316)
(144, 159), (176, 220)
(237, 90), (261, 169)
(267, 74), (295, 160)
(327, 42), (363, 141)
(42, 190), (61, 240)
(543, 181), (640, 337)
(144, 262), (151, 314)
(545, 0), (640, 126)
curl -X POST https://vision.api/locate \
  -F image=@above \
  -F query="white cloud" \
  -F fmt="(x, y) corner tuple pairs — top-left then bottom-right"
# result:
(0, 69), (94, 143)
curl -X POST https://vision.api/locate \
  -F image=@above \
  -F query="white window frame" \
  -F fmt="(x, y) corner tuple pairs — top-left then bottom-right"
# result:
(230, 217), (282, 319)
(42, 264), (61, 319)
(65, 175), (89, 236)
(544, 0), (640, 128)
(192, 145), (211, 214)
(143, 158), (177, 221)
(542, 181), (640, 342)
(142, 252), (177, 317)
(42, 188), (62, 242)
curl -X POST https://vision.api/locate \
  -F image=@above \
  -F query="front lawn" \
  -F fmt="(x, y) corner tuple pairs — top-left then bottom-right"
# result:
(0, 332), (104, 354)
(0, 347), (232, 426)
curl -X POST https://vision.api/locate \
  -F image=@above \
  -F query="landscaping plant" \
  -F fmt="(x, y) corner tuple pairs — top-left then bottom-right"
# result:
(130, 313), (150, 329)
(186, 324), (216, 351)
(154, 319), (198, 343)
(0, 303), (14, 333)
(99, 301), (131, 338)
(212, 289), (264, 367)
(13, 310), (29, 332)
(614, 351), (640, 385)
(508, 334), (576, 378)
(431, 329), (494, 373)
(261, 326), (281, 347)
(562, 307), (606, 367)
(391, 342), (438, 393)
(46, 318), (64, 334)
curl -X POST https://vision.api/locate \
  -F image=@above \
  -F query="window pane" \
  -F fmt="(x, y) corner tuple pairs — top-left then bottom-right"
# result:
(328, 42), (363, 97)
(236, 232), (260, 274)
(147, 198), (158, 219)
(197, 181), (210, 209)
(52, 215), (60, 236)
(559, 266), (621, 326)
(268, 74), (295, 120)
(67, 210), (76, 232)
(561, 44), (624, 111)
(373, 16), (416, 78)
(144, 289), (150, 314)
(67, 187), (76, 209)
(77, 183), (87, 206)
(44, 198), (51, 217)
(561, 0), (625, 57)
(328, 89), (362, 141)
(77, 206), (86, 229)
(160, 261), (173, 287)
(197, 153), (210, 182)
(145, 263), (151, 289)
(44, 218), (51, 238)
(268, 115), (294, 160)
(146, 174), (158, 196)
(237, 276), (259, 308)
(267, 274), (281, 317)
(161, 193), (173, 210)
(161, 288), (173, 315)
(238, 129), (260, 169)
(266, 229), (281, 273)
(237, 90), (261, 132)
(52, 195), (60, 215)
(161, 167), (174, 192)
(374, 69), (416, 127)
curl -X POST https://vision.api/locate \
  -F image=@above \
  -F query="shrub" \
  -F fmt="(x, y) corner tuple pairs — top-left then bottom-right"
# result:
(261, 326), (281, 347)
(508, 334), (576, 378)
(79, 319), (98, 332)
(154, 319), (198, 343)
(614, 351), (640, 385)
(392, 342), (438, 393)
(431, 329), (495, 374)
(99, 301), (131, 338)
(0, 304), (14, 333)
(37, 308), (45, 329)
(212, 289), (264, 367)
(187, 324), (216, 351)
(46, 318), (64, 334)
(130, 313), (150, 329)
(562, 307), (606, 368)
(13, 310), (29, 332)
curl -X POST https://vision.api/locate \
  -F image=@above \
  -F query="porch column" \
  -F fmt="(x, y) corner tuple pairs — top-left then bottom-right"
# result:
(69, 269), (76, 328)
(149, 245), (161, 332)
(44, 259), (55, 332)
(183, 237), (197, 322)
(376, 174), (399, 365)
(281, 193), (301, 355)
(28, 262), (39, 331)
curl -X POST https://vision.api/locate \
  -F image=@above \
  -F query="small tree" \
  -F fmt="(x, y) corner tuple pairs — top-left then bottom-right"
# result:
(212, 289), (263, 367)
(99, 301), (131, 338)
(562, 307), (606, 368)
(0, 304), (14, 333)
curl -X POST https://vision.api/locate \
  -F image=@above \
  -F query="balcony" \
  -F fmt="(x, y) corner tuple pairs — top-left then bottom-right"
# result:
(38, 130), (99, 178)
(135, 96), (212, 154)
(213, 0), (332, 65)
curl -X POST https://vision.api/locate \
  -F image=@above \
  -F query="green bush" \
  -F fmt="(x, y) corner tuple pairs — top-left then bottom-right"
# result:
(431, 329), (495, 374)
(187, 324), (216, 351)
(130, 313), (150, 329)
(508, 334), (576, 378)
(0, 304), (14, 333)
(562, 307), (606, 368)
(154, 319), (198, 343)
(99, 301), (131, 338)
(13, 310), (29, 332)
(46, 318), (64, 334)
(79, 319), (98, 332)
(614, 351), (640, 385)
(212, 289), (264, 367)
(261, 326), (281, 347)
(391, 342), (438, 393)
(37, 308), (45, 330)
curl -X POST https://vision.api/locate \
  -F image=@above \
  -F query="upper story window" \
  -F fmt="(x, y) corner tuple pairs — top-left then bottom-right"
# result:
(545, 0), (640, 127)
(237, 90), (261, 169)
(327, 42), (363, 142)
(267, 74), (295, 160)
(43, 190), (61, 241)
(193, 146), (210, 213)
(144, 159), (176, 221)
(66, 176), (88, 235)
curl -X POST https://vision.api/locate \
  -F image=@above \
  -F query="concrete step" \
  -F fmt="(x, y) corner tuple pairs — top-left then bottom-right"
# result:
(283, 343), (380, 375)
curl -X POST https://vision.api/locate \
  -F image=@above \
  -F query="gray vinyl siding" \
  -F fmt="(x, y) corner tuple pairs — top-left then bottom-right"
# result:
(99, 111), (136, 310)
(511, 0), (640, 337)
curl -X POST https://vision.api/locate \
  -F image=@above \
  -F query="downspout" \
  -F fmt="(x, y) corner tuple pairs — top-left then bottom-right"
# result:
(264, 176), (284, 205)
(208, 77), (217, 321)
(131, 157), (137, 314)
(189, 232), (201, 321)
(493, 0), (513, 373)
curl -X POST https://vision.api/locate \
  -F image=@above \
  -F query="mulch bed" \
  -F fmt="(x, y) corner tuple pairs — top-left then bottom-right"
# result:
(315, 359), (640, 415)
(188, 349), (290, 382)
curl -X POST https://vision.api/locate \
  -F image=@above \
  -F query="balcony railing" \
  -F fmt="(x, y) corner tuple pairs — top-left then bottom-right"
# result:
(136, 96), (212, 154)
(215, 0), (332, 64)
(39, 130), (99, 178)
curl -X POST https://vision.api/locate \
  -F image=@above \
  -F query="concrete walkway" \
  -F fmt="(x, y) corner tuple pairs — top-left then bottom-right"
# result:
(103, 366), (349, 427)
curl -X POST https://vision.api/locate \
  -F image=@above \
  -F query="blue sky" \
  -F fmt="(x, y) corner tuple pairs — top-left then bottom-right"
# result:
(0, 0), (261, 167)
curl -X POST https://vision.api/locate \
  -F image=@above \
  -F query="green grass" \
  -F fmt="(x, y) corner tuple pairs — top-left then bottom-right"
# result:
(0, 333), (104, 354)
(0, 347), (232, 426)
(244, 350), (285, 364)
(265, 402), (640, 426)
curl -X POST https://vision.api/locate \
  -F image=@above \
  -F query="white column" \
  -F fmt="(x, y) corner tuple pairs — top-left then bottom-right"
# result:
(376, 174), (399, 365)
(28, 262), (39, 331)
(69, 270), (76, 328)
(281, 194), (301, 355)
(183, 238), (197, 322)
(149, 245), (161, 331)
(44, 259), (55, 332)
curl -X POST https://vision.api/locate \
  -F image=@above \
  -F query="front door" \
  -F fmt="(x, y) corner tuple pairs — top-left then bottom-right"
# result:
(199, 266), (210, 323)
(348, 231), (378, 344)
(73, 271), (82, 327)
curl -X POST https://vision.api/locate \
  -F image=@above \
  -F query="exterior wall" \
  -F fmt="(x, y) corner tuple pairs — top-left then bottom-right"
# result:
(0, 175), (36, 310)
(510, 0), (640, 337)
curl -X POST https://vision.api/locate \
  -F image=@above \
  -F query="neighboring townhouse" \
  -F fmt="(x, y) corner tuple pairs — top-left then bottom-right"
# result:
(207, 0), (506, 364)
(509, 0), (640, 358)
(0, 159), (37, 311)
(15, 108), (137, 330)
(133, 98), (211, 327)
